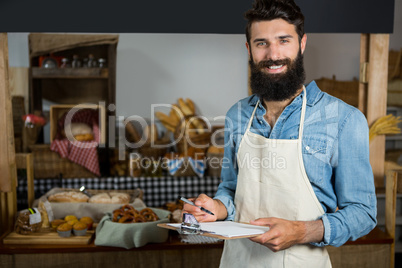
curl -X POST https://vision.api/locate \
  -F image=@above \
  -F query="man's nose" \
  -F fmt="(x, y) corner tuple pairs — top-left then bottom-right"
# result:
(265, 44), (281, 61)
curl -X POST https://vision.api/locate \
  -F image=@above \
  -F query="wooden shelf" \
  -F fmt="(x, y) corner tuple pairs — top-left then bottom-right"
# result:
(32, 67), (109, 79)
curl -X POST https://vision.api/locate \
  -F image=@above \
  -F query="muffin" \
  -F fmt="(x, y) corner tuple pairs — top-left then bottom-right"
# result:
(73, 222), (88, 236)
(51, 219), (66, 229)
(57, 223), (72, 237)
(80, 216), (94, 230)
(67, 219), (79, 226)
(64, 215), (77, 221)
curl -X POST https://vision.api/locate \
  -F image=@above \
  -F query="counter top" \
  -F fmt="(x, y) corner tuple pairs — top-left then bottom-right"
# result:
(0, 226), (392, 255)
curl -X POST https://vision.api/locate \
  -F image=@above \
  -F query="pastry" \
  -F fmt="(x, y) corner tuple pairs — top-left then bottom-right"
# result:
(112, 205), (159, 223)
(67, 219), (79, 226)
(48, 191), (89, 203)
(73, 222), (88, 236)
(64, 215), (78, 221)
(57, 223), (72, 237)
(79, 216), (94, 230)
(51, 219), (66, 229)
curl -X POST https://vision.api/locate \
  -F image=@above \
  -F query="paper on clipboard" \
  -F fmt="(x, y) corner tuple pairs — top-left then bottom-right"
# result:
(158, 221), (270, 240)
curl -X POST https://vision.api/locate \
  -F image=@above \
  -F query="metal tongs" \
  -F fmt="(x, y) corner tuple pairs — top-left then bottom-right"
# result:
(180, 213), (215, 235)
(80, 186), (92, 197)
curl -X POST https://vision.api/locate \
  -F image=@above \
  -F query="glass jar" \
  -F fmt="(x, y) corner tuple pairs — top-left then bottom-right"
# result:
(98, 58), (107, 68)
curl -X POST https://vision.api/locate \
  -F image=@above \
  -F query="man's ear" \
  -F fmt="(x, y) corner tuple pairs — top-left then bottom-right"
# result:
(246, 42), (251, 57)
(300, 34), (307, 54)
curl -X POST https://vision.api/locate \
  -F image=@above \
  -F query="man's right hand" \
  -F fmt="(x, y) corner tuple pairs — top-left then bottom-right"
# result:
(182, 193), (227, 222)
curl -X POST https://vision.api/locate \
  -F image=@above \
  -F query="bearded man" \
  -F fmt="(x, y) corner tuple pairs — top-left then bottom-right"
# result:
(183, 0), (377, 267)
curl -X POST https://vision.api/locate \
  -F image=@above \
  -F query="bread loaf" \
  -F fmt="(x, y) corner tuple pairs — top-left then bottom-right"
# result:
(48, 191), (89, 203)
(88, 193), (110, 204)
(89, 192), (130, 204)
(110, 193), (131, 204)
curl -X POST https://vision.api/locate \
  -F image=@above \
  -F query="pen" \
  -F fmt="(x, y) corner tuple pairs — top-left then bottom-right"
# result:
(180, 196), (215, 216)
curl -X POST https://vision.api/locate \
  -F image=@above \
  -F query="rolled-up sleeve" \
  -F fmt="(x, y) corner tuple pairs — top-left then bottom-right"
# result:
(312, 109), (377, 247)
(214, 109), (239, 221)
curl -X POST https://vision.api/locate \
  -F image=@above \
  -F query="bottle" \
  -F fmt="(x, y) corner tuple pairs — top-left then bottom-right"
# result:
(71, 55), (82, 68)
(87, 54), (97, 68)
(60, 58), (71, 68)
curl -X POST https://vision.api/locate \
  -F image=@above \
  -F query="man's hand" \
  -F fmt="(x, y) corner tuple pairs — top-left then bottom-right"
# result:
(249, 218), (324, 252)
(182, 194), (227, 222)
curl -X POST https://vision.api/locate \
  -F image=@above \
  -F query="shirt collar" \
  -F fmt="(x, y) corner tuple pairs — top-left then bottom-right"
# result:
(247, 80), (323, 107)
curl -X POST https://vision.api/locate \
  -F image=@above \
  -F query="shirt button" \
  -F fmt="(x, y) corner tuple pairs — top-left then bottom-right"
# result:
(306, 146), (310, 150)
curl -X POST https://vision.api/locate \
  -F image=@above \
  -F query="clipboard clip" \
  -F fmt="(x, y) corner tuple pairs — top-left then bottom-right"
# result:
(180, 213), (215, 235)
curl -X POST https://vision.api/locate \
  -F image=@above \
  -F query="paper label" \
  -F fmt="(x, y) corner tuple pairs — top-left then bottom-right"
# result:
(29, 208), (42, 225)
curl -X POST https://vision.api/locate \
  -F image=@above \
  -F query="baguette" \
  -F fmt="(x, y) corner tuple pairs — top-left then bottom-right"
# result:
(155, 111), (176, 132)
(48, 192), (89, 203)
(185, 98), (195, 114)
(178, 98), (194, 116)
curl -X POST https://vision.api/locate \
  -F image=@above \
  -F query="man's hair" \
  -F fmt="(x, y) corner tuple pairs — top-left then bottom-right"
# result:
(244, 0), (305, 44)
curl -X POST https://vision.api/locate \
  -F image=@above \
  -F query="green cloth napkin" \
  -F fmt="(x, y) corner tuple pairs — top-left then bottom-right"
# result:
(95, 207), (171, 249)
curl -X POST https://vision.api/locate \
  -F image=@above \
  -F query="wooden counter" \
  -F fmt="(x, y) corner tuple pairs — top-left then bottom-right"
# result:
(0, 227), (392, 268)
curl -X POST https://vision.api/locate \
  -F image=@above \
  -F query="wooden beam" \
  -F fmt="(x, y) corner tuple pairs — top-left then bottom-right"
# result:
(366, 34), (390, 188)
(0, 33), (13, 192)
(0, 33), (18, 234)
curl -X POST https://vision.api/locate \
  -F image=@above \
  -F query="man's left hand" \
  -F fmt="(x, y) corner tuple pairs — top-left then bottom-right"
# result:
(249, 217), (324, 252)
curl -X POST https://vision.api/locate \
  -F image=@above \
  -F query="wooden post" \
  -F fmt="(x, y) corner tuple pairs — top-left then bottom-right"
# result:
(385, 170), (397, 268)
(0, 32), (18, 233)
(16, 153), (35, 207)
(358, 34), (369, 115)
(366, 34), (390, 188)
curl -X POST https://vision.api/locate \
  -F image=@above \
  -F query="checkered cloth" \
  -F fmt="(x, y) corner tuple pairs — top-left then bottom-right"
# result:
(50, 140), (100, 176)
(50, 108), (100, 176)
(17, 176), (221, 209)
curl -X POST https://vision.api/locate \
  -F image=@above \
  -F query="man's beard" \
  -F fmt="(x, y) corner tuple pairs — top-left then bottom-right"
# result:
(249, 51), (306, 102)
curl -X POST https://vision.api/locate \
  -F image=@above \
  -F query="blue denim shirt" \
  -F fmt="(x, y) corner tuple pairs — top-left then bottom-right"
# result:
(214, 81), (377, 247)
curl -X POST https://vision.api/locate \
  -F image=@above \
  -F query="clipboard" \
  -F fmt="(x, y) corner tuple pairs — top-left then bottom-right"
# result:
(158, 221), (270, 240)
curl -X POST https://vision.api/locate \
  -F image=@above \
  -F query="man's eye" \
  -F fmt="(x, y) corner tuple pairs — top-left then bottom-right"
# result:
(280, 39), (289, 44)
(257, 42), (266, 46)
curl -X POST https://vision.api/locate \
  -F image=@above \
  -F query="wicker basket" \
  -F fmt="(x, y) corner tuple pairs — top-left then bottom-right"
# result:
(139, 138), (171, 160)
(315, 76), (359, 107)
(29, 144), (96, 179)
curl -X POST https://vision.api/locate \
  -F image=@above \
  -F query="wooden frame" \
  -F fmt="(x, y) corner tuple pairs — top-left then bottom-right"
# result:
(359, 34), (390, 188)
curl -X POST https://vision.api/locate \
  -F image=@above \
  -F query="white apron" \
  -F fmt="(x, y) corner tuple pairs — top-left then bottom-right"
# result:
(220, 88), (331, 268)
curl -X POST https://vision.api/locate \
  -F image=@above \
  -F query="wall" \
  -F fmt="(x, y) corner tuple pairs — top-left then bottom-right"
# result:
(7, 0), (402, 123)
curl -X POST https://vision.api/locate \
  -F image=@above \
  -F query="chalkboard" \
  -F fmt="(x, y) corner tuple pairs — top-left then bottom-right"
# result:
(0, 0), (395, 33)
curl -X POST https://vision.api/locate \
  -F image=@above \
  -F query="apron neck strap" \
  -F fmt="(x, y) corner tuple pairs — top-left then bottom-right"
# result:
(247, 86), (307, 139)
(298, 86), (307, 140)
